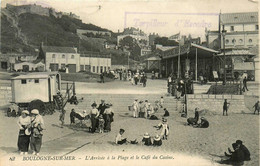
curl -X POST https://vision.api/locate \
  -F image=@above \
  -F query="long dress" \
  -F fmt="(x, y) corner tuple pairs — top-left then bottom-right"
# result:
(89, 108), (99, 133)
(30, 115), (45, 153)
(17, 116), (31, 152)
(103, 108), (114, 131)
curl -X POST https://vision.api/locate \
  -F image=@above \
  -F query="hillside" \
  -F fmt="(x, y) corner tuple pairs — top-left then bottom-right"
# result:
(1, 8), (117, 54)
(1, 6), (131, 65)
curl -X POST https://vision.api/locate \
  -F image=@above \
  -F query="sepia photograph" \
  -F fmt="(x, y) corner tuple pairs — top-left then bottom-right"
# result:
(0, 0), (259, 165)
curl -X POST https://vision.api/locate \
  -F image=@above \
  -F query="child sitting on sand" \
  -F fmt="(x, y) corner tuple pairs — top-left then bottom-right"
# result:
(142, 132), (152, 146)
(115, 129), (127, 145)
(163, 108), (169, 117)
(153, 135), (162, 146)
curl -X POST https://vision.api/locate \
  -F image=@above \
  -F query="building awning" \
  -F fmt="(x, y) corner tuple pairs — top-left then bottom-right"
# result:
(191, 43), (219, 53)
(217, 49), (255, 56)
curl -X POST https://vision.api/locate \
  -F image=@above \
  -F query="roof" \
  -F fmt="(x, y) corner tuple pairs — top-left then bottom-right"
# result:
(191, 43), (219, 53)
(156, 45), (177, 51)
(221, 12), (258, 24)
(217, 49), (255, 56)
(11, 72), (59, 80)
(42, 46), (78, 54)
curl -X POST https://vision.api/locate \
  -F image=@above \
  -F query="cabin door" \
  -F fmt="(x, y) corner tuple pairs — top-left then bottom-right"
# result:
(48, 78), (51, 102)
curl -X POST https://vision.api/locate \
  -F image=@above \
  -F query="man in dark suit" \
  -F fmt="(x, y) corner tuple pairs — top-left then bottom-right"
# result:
(98, 100), (107, 115)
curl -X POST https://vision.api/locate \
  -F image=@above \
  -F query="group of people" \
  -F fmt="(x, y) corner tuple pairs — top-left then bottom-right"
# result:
(167, 76), (193, 99)
(131, 97), (167, 119)
(131, 71), (147, 87)
(17, 109), (45, 156)
(187, 108), (209, 128)
(69, 99), (114, 133)
(115, 118), (169, 146)
(222, 140), (251, 165)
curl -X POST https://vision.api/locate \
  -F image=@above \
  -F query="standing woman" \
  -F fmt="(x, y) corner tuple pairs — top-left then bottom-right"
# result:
(17, 110), (31, 155)
(30, 109), (45, 156)
(89, 103), (99, 133)
(103, 103), (114, 132)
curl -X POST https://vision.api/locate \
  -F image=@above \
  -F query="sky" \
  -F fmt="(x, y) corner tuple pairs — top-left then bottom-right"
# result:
(1, 0), (259, 41)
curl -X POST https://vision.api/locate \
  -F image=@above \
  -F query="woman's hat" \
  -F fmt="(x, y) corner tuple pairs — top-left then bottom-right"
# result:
(31, 109), (39, 115)
(120, 129), (125, 133)
(154, 135), (161, 141)
(162, 118), (167, 122)
(91, 103), (97, 107)
(143, 132), (150, 138)
(83, 110), (86, 113)
(22, 110), (29, 115)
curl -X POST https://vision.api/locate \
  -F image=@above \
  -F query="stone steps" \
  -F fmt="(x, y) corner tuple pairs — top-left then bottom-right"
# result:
(64, 94), (184, 113)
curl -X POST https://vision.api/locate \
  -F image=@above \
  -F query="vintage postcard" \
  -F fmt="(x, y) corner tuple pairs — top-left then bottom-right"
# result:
(0, 0), (259, 165)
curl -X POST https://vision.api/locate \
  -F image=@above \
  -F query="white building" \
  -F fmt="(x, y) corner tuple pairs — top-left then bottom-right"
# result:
(41, 46), (80, 73)
(80, 52), (111, 73)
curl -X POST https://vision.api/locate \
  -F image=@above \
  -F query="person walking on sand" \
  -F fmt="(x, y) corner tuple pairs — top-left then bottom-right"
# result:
(103, 103), (114, 132)
(223, 99), (230, 116)
(17, 110), (31, 155)
(253, 101), (259, 115)
(242, 76), (249, 92)
(132, 99), (138, 118)
(30, 109), (45, 156)
(89, 103), (99, 133)
(156, 118), (169, 140)
(59, 109), (66, 126)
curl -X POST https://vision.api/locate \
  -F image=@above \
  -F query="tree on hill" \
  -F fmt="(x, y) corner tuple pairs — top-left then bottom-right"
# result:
(154, 37), (179, 46)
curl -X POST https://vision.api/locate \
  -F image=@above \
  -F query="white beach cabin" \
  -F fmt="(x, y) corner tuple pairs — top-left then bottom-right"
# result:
(11, 72), (61, 104)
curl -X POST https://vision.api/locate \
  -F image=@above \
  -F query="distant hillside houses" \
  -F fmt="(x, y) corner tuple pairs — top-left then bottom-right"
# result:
(77, 29), (111, 37)
(117, 27), (149, 46)
(5, 3), (80, 20)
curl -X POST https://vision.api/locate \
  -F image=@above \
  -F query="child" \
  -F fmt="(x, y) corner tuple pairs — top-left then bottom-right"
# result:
(153, 135), (162, 146)
(115, 129), (127, 145)
(159, 96), (164, 108)
(163, 108), (169, 117)
(253, 101), (259, 115)
(142, 132), (152, 146)
(223, 99), (230, 116)
(157, 118), (169, 140)
(98, 115), (105, 133)
(70, 109), (76, 125)
(59, 109), (66, 125)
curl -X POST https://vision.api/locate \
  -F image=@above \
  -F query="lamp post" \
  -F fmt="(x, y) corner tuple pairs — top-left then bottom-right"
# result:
(222, 28), (227, 85)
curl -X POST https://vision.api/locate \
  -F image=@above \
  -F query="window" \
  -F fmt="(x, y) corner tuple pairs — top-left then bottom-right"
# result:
(52, 54), (55, 58)
(97, 66), (99, 73)
(256, 25), (259, 30)
(92, 66), (95, 72)
(21, 79), (27, 84)
(232, 39), (236, 44)
(80, 65), (84, 71)
(225, 39), (229, 44)
(61, 64), (66, 69)
(230, 26), (234, 31)
(104, 66), (106, 72)
(62, 54), (65, 59)
(248, 39), (252, 43)
(239, 39), (243, 43)
(71, 55), (74, 59)
(35, 79), (39, 83)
